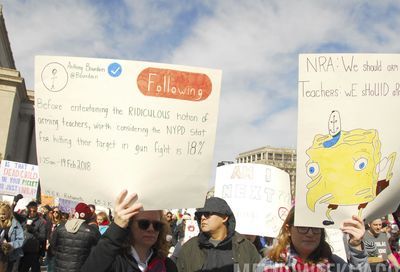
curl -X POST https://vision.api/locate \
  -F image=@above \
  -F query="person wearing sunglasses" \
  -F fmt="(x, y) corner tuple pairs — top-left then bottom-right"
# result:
(257, 207), (371, 272)
(46, 207), (62, 272)
(82, 190), (177, 272)
(176, 197), (260, 272)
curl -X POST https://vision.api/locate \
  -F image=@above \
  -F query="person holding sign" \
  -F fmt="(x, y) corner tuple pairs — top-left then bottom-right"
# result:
(17, 201), (47, 272)
(257, 207), (370, 272)
(81, 190), (177, 272)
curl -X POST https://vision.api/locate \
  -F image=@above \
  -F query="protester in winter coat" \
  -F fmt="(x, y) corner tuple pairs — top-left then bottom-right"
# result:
(51, 202), (100, 272)
(0, 243), (11, 272)
(172, 214), (189, 246)
(257, 207), (370, 272)
(170, 214), (191, 262)
(96, 211), (110, 235)
(18, 201), (47, 272)
(177, 197), (261, 272)
(0, 201), (24, 272)
(165, 211), (177, 237)
(46, 207), (62, 272)
(87, 204), (98, 227)
(81, 190), (177, 272)
(39, 204), (52, 254)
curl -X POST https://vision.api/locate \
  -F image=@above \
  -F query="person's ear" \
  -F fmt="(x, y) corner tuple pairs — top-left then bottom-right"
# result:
(222, 215), (229, 223)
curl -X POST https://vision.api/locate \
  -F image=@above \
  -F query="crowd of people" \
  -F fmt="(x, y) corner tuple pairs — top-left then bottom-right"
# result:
(0, 191), (398, 272)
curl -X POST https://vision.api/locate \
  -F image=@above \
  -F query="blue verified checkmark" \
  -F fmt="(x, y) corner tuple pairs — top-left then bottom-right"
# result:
(108, 62), (122, 77)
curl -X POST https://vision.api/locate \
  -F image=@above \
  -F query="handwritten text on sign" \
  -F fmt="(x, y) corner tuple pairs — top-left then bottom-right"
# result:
(0, 160), (39, 199)
(215, 163), (291, 237)
(35, 56), (221, 209)
(296, 54), (400, 228)
(300, 55), (400, 99)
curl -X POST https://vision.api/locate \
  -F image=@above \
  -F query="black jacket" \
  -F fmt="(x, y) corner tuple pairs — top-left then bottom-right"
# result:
(21, 215), (47, 254)
(52, 219), (100, 272)
(81, 223), (177, 272)
(177, 197), (261, 272)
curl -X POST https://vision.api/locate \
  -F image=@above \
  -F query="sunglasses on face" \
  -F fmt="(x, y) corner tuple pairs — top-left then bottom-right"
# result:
(196, 212), (223, 219)
(136, 219), (163, 232)
(295, 226), (322, 234)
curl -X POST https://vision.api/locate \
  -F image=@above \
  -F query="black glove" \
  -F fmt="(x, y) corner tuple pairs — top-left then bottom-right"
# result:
(13, 194), (23, 203)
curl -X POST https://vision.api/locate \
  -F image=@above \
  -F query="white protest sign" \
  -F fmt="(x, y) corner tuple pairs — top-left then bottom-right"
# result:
(183, 219), (200, 243)
(214, 163), (291, 237)
(0, 195), (14, 205)
(0, 160), (39, 199)
(325, 229), (347, 262)
(296, 54), (400, 228)
(13, 197), (31, 212)
(57, 198), (80, 214)
(35, 56), (221, 209)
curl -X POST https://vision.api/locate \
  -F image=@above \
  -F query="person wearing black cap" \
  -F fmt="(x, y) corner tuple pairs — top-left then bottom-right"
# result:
(18, 201), (47, 272)
(176, 197), (260, 272)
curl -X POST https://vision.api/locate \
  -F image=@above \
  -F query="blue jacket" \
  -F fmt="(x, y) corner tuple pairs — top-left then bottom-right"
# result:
(8, 218), (24, 261)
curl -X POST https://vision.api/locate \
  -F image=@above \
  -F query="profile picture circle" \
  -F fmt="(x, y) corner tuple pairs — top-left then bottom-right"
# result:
(41, 62), (68, 92)
(278, 207), (289, 221)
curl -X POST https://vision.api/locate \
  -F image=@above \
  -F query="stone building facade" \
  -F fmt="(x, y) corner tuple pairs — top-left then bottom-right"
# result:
(0, 6), (36, 164)
(235, 146), (296, 198)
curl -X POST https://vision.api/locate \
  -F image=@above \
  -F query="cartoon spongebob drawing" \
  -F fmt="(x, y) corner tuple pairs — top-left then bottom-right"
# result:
(306, 110), (396, 225)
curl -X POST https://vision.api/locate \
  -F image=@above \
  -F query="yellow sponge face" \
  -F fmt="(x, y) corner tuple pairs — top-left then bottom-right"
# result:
(306, 129), (381, 205)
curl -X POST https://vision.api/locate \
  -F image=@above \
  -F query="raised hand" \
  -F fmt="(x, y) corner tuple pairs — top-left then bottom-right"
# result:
(113, 190), (143, 229)
(340, 215), (365, 249)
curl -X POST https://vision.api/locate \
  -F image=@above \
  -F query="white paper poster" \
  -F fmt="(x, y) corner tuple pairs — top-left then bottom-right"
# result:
(35, 56), (221, 209)
(13, 198), (31, 213)
(183, 219), (200, 243)
(325, 229), (347, 262)
(57, 198), (80, 214)
(215, 163), (291, 237)
(296, 54), (400, 228)
(0, 160), (39, 199)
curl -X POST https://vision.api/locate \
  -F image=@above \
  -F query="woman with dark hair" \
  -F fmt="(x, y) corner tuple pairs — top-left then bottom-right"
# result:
(257, 207), (370, 272)
(47, 207), (62, 272)
(82, 190), (177, 272)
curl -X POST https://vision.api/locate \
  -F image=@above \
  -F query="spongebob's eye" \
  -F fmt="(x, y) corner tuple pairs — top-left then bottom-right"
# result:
(354, 158), (368, 171)
(307, 162), (320, 177)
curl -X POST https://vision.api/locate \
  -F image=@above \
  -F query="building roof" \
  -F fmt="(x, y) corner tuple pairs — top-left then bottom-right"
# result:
(0, 6), (16, 69)
(237, 145), (296, 157)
